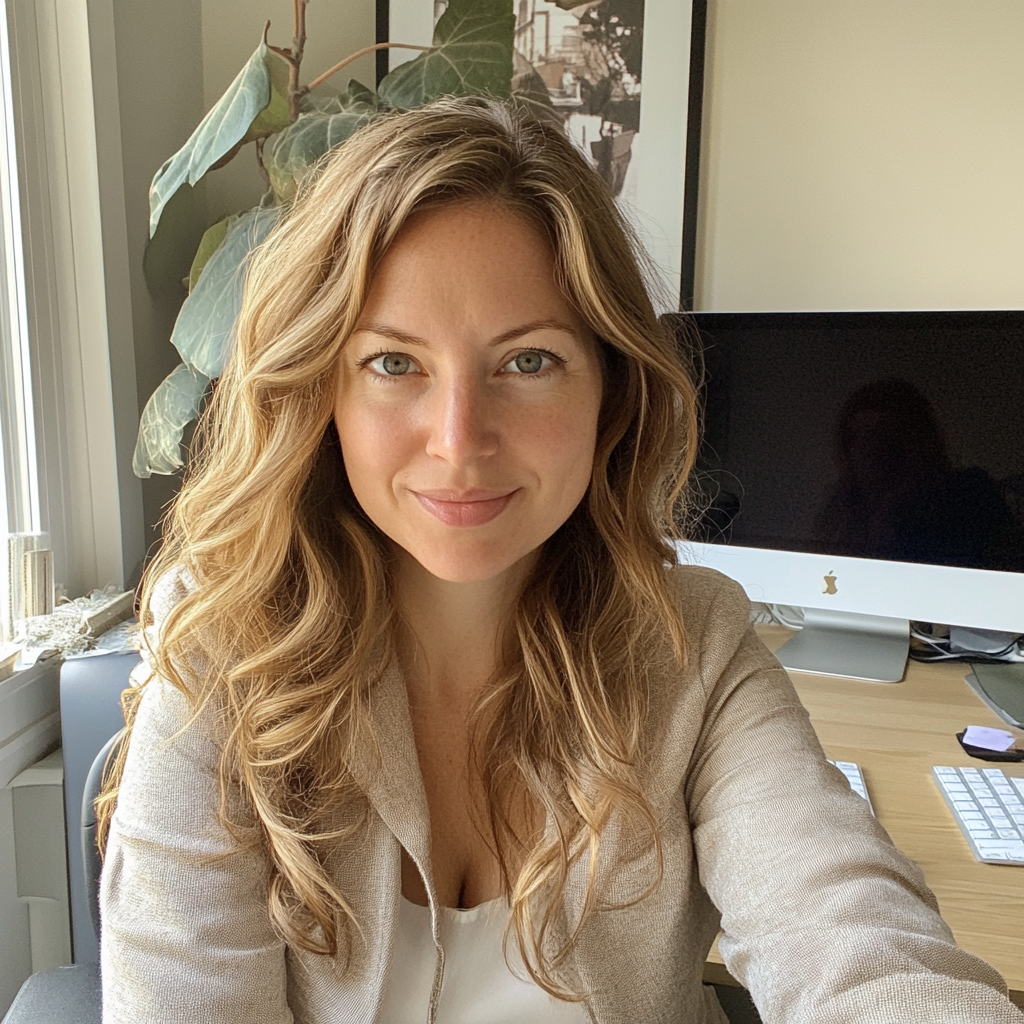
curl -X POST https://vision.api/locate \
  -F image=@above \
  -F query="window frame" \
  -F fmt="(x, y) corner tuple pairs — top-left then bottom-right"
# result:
(4, 0), (144, 604)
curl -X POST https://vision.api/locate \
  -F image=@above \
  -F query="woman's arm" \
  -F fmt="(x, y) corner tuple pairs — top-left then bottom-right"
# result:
(100, 660), (293, 1024)
(685, 575), (1024, 1024)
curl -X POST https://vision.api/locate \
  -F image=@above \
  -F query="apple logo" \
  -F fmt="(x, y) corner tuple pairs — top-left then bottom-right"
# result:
(823, 571), (838, 595)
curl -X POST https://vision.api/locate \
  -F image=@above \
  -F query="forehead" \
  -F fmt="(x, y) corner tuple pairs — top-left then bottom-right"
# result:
(358, 201), (576, 328)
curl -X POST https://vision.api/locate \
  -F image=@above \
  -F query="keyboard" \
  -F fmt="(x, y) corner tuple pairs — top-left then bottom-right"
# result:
(932, 766), (1024, 864)
(829, 759), (874, 814)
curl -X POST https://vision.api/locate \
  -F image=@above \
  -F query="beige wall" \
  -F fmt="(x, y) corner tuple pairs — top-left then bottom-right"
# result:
(696, 0), (1024, 311)
(200, 0), (376, 221)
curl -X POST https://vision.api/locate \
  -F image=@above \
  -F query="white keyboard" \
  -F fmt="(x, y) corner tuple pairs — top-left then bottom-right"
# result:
(933, 766), (1024, 864)
(829, 759), (874, 814)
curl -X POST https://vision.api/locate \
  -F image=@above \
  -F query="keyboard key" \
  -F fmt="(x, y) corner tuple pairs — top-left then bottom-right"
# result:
(976, 839), (1024, 853)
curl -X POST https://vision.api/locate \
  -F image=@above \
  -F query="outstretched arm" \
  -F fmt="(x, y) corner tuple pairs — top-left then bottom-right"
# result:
(685, 577), (1024, 1024)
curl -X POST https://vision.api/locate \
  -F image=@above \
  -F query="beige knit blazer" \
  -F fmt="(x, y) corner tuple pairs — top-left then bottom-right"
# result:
(100, 566), (1024, 1023)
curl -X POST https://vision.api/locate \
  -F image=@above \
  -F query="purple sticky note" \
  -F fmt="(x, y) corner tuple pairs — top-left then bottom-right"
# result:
(963, 725), (1017, 752)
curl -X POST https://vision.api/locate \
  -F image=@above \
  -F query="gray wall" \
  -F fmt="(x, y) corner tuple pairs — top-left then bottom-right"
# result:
(110, 0), (207, 555)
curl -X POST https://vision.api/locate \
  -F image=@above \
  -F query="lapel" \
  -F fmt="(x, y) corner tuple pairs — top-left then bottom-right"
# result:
(348, 652), (453, 1023)
(349, 652), (435, 881)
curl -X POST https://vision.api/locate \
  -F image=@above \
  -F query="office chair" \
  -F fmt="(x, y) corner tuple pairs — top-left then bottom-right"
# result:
(1, 652), (138, 1024)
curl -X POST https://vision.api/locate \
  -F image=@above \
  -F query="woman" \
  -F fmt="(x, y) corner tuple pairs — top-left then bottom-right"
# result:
(97, 98), (1024, 1024)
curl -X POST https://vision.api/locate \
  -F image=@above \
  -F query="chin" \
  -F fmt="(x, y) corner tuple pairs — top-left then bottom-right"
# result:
(401, 539), (536, 585)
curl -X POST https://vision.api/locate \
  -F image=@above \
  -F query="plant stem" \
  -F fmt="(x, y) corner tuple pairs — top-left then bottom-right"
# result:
(288, 0), (309, 121)
(255, 138), (271, 189)
(303, 42), (431, 95)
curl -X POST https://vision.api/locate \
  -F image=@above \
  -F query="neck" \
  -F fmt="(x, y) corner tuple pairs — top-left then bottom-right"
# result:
(390, 547), (535, 703)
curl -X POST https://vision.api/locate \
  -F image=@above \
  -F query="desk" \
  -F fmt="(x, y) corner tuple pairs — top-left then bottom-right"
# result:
(704, 625), (1024, 1010)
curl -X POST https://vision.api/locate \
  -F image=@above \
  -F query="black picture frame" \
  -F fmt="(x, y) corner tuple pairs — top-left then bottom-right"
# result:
(376, 0), (707, 313)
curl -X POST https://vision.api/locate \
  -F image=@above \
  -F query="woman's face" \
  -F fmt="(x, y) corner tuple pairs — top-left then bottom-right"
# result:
(334, 201), (604, 584)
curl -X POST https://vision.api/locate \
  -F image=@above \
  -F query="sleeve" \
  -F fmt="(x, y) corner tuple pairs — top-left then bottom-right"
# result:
(684, 576), (1024, 1024)
(99, 655), (293, 1024)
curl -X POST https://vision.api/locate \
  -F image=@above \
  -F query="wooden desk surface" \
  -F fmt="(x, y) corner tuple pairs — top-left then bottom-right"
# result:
(705, 625), (1024, 1006)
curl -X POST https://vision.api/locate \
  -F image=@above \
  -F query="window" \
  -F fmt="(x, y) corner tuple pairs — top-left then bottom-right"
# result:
(3, 0), (144, 609)
(0, 0), (39, 642)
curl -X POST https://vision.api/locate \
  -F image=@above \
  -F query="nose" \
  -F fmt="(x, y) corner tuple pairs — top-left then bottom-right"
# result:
(423, 374), (499, 467)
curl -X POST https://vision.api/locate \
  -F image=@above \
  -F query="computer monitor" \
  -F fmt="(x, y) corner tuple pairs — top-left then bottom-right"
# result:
(667, 310), (1024, 682)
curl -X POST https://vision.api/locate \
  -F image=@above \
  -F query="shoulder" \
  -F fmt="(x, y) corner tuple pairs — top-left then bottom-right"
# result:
(145, 564), (197, 633)
(656, 561), (797, 720)
(130, 564), (220, 759)
(663, 562), (752, 657)
(663, 561), (749, 614)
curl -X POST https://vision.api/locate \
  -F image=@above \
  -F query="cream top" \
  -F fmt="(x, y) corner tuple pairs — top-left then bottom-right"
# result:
(377, 896), (590, 1023)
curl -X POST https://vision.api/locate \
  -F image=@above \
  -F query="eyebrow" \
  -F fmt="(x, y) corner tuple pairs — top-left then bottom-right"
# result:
(351, 317), (582, 349)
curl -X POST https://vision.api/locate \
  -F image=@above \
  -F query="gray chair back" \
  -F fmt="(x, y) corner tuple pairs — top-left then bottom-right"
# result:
(80, 729), (126, 944)
(59, 651), (140, 964)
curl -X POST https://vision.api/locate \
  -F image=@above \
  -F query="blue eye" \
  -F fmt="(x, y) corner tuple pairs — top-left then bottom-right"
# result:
(371, 353), (413, 376)
(511, 351), (544, 373)
(505, 350), (561, 375)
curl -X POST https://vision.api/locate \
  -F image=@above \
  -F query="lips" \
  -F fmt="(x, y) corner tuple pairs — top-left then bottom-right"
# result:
(413, 488), (518, 527)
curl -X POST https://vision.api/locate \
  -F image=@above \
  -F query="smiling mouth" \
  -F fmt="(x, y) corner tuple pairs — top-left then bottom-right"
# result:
(412, 490), (518, 527)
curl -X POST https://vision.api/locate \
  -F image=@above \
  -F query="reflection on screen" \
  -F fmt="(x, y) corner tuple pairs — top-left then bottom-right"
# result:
(686, 311), (1024, 574)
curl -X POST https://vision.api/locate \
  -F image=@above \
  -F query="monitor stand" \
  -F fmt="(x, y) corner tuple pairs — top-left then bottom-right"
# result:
(775, 608), (910, 683)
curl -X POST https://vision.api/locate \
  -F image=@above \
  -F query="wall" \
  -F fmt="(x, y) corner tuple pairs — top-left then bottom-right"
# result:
(111, 0), (207, 557)
(696, 0), (1024, 312)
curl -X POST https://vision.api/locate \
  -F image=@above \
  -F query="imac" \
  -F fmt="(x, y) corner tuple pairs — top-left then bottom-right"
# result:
(668, 310), (1024, 682)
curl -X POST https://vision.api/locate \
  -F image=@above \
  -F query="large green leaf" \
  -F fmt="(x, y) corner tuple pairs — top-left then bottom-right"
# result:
(266, 103), (373, 203)
(319, 78), (381, 115)
(377, 0), (514, 109)
(170, 206), (281, 377)
(148, 42), (291, 238)
(132, 363), (210, 478)
(245, 46), (292, 140)
(141, 182), (205, 297)
(188, 214), (237, 293)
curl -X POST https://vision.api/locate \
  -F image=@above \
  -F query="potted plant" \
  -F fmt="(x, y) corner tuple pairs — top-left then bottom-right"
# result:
(133, 0), (554, 478)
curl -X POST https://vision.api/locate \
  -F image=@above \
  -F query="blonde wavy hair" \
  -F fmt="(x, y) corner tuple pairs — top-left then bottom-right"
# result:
(97, 96), (700, 999)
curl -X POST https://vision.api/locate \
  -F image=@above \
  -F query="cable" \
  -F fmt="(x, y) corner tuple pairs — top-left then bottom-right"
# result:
(909, 624), (1024, 663)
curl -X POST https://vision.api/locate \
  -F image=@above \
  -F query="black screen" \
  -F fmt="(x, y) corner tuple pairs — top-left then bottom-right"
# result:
(675, 311), (1024, 574)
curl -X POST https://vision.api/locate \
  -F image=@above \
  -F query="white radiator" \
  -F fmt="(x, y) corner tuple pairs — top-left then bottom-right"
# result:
(9, 747), (72, 972)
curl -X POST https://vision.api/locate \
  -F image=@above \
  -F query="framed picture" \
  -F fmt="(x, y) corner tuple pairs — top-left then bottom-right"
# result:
(378, 1), (708, 312)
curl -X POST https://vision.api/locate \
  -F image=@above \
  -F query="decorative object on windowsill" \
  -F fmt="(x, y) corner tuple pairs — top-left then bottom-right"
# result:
(3, 532), (54, 643)
(133, 0), (525, 478)
(14, 587), (138, 662)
